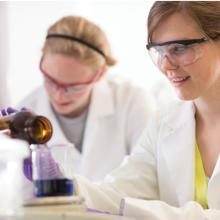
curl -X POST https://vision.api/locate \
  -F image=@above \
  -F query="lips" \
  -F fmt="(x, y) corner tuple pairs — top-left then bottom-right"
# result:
(169, 76), (190, 87)
(55, 101), (72, 106)
(171, 76), (189, 82)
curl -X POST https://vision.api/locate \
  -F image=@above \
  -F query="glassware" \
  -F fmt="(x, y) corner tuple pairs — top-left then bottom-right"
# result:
(31, 143), (74, 197)
(0, 111), (53, 144)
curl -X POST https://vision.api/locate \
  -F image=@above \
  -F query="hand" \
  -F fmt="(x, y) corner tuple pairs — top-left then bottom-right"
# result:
(0, 107), (28, 116)
(0, 107), (29, 136)
(0, 107), (18, 116)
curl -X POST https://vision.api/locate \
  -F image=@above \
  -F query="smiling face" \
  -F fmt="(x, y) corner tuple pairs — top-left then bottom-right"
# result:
(41, 54), (102, 117)
(151, 12), (220, 100)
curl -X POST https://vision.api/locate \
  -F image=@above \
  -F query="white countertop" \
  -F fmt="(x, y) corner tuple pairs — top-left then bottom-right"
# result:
(1, 204), (136, 220)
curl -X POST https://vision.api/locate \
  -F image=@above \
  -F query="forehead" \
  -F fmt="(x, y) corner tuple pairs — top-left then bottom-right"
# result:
(151, 12), (202, 44)
(43, 54), (79, 70)
(42, 54), (92, 76)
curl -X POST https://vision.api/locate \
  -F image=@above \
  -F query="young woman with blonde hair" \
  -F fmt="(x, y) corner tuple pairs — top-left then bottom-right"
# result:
(17, 15), (156, 181)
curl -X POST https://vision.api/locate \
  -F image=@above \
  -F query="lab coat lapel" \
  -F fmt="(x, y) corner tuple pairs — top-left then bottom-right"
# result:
(208, 156), (220, 208)
(159, 102), (195, 206)
(80, 79), (114, 172)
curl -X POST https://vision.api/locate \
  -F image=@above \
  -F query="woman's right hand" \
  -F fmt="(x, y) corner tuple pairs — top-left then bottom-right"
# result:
(0, 107), (28, 116)
(0, 107), (18, 116)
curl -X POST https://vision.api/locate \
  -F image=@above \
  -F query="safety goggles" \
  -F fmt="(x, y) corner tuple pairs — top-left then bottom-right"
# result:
(39, 58), (100, 95)
(146, 38), (208, 68)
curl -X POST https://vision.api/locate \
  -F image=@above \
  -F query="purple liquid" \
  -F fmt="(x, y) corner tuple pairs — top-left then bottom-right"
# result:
(34, 178), (74, 197)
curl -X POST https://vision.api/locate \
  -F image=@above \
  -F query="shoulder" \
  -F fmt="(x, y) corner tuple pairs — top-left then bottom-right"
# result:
(93, 75), (157, 114)
(145, 100), (195, 135)
(137, 101), (194, 151)
(159, 100), (194, 122)
(99, 75), (155, 102)
(153, 100), (194, 123)
(104, 75), (147, 91)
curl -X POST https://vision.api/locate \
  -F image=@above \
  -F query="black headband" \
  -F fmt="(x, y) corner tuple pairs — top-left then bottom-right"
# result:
(46, 34), (106, 58)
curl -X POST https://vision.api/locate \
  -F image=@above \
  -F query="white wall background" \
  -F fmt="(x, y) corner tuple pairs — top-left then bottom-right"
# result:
(3, 0), (175, 106)
(0, 2), (9, 107)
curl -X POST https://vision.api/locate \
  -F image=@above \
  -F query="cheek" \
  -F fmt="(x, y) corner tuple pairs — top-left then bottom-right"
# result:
(44, 84), (55, 97)
(197, 46), (220, 80)
(195, 58), (219, 82)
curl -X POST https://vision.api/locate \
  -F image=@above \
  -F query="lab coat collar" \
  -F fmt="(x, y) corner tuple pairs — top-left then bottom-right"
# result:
(159, 101), (196, 206)
(161, 101), (195, 138)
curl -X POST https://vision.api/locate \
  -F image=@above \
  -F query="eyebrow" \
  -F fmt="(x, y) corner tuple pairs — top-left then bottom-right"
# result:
(146, 37), (207, 50)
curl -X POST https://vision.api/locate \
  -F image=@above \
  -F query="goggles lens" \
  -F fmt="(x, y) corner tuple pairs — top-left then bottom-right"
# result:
(147, 38), (208, 68)
(40, 58), (100, 95)
(44, 76), (90, 95)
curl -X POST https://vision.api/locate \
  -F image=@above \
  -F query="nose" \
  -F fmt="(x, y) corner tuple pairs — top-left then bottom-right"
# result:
(53, 87), (68, 100)
(159, 55), (178, 72)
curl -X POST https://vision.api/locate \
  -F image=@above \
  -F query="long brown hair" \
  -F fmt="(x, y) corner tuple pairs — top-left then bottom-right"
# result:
(148, 1), (220, 44)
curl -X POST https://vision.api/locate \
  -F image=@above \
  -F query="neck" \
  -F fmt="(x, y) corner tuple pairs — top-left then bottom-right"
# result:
(194, 91), (220, 124)
(66, 102), (90, 118)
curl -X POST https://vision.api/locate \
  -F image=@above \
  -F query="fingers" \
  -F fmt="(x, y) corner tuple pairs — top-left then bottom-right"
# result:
(0, 106), (29, 117)
(20, 107), (29, 111)
(0, 108), (7, 116)
(0, 107), (18, 116)
(6, 107), (18, 114)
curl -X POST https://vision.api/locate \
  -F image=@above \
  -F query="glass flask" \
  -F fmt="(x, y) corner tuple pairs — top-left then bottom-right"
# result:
(31, 143), (74, 197)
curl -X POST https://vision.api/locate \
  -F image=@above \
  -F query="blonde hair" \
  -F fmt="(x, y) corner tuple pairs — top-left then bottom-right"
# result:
(42, 16), (116, 72)
(148, 1), (220, 44)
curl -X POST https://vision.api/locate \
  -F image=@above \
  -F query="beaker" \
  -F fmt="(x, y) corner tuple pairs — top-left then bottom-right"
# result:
(31, 143), (75, 197)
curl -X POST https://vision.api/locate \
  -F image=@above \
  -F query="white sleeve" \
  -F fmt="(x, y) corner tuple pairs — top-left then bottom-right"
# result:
(75, 174), (220, 219)
(120, 198), (220, 220)
(74, 112), (220, 219)
(74, 116), (159, 213)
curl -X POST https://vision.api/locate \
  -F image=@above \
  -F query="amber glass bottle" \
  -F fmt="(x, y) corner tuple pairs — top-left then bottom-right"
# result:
(0, 111), (53, 144)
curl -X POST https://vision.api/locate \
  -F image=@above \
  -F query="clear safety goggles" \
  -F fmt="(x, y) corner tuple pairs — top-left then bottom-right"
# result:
(146, 38), (208, 68)
(39, 58), (100, 95)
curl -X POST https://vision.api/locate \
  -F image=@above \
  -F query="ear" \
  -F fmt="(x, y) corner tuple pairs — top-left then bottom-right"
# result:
(96, 65), (108, 81)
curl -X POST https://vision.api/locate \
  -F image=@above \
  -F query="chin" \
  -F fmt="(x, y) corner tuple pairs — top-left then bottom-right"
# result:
(53, 104), (73, 115)
(176, 92), (198, 101)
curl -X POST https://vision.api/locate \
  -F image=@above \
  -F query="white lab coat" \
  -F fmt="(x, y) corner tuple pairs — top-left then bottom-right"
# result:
(17, 76), (156, 181)
(75, 101), (220, 219)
